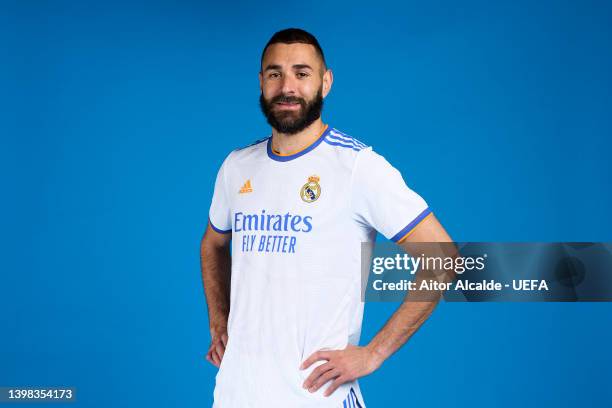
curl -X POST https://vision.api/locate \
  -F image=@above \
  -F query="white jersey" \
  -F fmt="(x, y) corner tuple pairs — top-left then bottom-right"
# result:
(208, 125), (431, 408)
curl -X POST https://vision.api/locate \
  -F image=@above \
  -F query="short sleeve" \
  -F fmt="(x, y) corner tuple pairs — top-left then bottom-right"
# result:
(350, 148), (431, 243)
(208, 154), (232, 234)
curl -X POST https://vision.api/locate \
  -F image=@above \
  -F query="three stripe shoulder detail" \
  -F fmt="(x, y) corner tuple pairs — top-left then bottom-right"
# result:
(236, 136), (270, 151)
(324, 128), (368, 152)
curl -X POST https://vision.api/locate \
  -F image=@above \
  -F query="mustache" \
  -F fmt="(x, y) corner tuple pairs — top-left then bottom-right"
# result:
(270, 94), (306, 105)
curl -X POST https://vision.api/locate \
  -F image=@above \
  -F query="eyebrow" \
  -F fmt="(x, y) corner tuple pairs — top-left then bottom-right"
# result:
(263, 63), (314, 71)
(292, 64), (313, 70)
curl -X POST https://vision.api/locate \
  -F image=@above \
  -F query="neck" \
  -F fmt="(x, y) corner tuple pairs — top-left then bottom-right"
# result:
(270, 119), (327, 155)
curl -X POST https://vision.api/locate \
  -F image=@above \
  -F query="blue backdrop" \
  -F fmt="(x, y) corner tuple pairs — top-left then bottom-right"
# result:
(2, 0), (611, 406)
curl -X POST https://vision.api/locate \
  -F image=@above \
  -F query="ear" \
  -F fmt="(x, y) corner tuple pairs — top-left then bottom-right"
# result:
(259, 71), (263, 92)
(322, 69), (333, 98)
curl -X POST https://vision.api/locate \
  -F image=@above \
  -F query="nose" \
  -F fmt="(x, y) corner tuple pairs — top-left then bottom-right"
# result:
(280, 74), (298, 96)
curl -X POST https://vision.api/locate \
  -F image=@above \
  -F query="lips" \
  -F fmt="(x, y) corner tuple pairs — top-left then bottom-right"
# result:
(275, 102), (301, 110)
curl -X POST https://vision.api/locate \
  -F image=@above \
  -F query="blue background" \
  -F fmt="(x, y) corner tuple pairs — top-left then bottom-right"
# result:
(2, 0), (611, 406)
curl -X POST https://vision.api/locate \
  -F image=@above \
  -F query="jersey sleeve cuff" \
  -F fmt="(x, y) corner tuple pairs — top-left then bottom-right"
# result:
(209, 217), (232, 234)
(390, 207), (433, 243)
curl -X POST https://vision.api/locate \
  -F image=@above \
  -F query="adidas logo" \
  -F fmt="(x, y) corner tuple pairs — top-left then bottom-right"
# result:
(239, 179), (253, 194)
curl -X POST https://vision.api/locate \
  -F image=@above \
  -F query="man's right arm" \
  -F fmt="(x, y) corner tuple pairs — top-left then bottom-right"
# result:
(200, 223), (232, 367)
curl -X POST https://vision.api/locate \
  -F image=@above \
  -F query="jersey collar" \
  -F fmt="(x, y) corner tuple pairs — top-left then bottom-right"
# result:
(266, 125), (331, 162)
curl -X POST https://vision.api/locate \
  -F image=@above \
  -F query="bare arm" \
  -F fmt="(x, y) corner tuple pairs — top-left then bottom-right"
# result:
(365, 213), (454, 365)
(302, 213), (456, 396)
(200, 223), (232, 367)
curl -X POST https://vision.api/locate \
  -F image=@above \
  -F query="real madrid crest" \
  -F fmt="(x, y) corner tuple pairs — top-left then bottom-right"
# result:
(300, 175), (321, 203)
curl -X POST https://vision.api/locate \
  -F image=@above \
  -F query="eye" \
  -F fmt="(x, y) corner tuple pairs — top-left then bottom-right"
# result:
(296, 72), (309, 78)
(268, 72), (281, 79)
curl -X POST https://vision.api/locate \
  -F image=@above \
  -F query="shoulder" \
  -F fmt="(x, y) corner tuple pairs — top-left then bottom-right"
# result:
(223, 135), (270, 165)
(321, 127), (372, 169)
(322, 127), (370, 153)
(322, 127), (389, 169)
(235, 135), (270, 152)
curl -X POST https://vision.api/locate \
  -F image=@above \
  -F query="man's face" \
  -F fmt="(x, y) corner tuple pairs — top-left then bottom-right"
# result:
(259, 43), (332, 134)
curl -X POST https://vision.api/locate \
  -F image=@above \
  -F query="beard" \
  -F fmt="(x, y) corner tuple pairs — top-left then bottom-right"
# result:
(259, 88), (323, 135)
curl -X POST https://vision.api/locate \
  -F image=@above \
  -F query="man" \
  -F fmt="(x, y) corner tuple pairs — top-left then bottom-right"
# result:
(200, 28), (452, 407)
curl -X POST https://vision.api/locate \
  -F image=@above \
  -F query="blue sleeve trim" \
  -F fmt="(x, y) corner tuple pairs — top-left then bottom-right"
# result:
(390, 207), (432, 242)
(209, 218), (232, 234)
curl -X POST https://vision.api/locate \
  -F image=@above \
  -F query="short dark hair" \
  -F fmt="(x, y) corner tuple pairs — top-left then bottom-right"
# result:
(260, 28), (326, 71)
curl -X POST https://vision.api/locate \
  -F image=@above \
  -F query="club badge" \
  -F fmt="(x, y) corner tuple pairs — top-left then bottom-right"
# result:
(300, 175), (321, 203)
